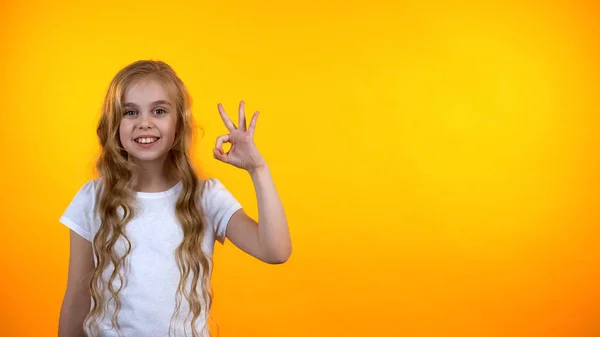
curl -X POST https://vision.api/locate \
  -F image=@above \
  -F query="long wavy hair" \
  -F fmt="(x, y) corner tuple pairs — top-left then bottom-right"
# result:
(87, 60), (212, 337)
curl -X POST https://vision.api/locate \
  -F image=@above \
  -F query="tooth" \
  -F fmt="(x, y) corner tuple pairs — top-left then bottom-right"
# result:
(137, 137), (157, 144)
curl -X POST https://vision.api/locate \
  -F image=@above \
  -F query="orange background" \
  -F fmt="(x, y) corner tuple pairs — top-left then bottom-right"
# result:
(1, 1), (599, 336)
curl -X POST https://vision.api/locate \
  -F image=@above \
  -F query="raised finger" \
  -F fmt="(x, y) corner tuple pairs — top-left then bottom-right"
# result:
(239, 101), (247, 131)
(248, 111), (259, 136)
(217, 103), (237, 131)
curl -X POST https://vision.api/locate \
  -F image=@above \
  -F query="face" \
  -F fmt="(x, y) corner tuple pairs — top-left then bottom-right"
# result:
(119, 78), (178, 166)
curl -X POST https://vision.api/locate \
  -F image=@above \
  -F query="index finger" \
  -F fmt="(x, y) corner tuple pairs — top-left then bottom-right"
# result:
(217, 103), (237, 131)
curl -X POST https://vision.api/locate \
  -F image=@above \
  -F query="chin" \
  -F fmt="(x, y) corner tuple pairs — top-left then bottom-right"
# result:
(130, 152), (169, 163)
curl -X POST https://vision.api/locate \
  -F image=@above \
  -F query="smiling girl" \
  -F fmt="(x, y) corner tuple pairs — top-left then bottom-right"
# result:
(58, 60), (291, 337)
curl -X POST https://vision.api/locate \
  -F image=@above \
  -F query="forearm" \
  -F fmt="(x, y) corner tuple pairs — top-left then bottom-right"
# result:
(249, 165), (291, 263)
(58, 289), (89, 337)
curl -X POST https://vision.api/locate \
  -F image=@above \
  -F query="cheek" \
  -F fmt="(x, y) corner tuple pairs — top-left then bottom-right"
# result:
(119, 121), (132, 142)
(164, 116), (178, 140)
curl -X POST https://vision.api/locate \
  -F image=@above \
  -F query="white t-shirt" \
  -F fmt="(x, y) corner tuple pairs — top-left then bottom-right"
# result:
(60, 178), (242, 337)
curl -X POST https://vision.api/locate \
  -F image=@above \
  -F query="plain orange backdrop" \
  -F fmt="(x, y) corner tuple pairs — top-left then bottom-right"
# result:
(1, 1), (599, 336)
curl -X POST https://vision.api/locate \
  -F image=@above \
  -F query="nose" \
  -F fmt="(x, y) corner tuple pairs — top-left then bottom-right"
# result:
(138, 114), (154, 129)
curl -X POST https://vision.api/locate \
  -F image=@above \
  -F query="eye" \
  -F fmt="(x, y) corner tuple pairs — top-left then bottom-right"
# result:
(123, 110), (137, 116)
(154, 108), (166, 115)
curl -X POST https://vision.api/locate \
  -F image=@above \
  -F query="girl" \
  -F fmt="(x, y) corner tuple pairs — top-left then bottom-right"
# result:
(58, 60), (292, 337)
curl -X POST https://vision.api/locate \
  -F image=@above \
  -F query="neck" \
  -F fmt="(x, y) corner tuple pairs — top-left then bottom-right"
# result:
(130, 157), (179, 192)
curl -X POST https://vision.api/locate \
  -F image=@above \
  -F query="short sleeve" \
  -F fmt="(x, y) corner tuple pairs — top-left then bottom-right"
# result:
(59, 180), (98, 242)
(201, 178), (243, 244)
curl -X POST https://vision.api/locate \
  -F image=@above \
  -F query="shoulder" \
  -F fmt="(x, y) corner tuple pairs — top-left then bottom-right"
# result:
(60, 178), (103, 241)
(200, 177), (223, 192)
(75, 178), (102, 200)
(199, 178), (225, 204)
(80, 177), (103, 192)
(198, 177), (242, 243)
(67, 178), (104, 211)
(200, 177), (236, 197)
(198, 177), (241, 212)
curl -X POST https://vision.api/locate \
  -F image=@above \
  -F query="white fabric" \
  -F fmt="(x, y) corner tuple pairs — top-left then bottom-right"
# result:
(60, 178), (242, 337)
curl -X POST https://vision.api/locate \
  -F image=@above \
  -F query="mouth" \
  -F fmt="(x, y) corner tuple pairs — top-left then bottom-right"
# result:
(134, 137), (160, 144)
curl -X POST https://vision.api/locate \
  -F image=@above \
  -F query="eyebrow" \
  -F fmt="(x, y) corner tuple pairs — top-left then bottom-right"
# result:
(123, 100), (173, 108)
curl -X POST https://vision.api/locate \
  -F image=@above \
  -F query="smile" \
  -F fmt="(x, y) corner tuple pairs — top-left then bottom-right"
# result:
(134, 137), (160, 144)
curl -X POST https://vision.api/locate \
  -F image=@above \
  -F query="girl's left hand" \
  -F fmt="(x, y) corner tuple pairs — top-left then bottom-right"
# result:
(214, 101), (267, 172)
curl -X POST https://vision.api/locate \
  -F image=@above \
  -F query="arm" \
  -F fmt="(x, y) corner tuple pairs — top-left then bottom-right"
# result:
(213, 101), (292, 264)
(58, 230), (93, 337)
(225, 165), (292, 264)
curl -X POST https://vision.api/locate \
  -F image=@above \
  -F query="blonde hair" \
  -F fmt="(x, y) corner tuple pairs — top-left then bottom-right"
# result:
(87, 60), (212, 337)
